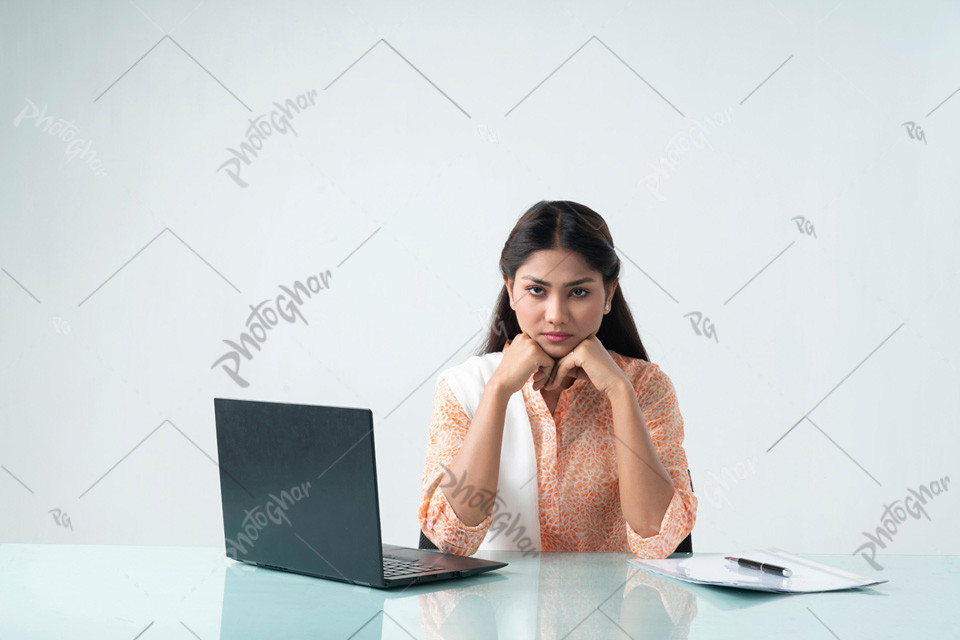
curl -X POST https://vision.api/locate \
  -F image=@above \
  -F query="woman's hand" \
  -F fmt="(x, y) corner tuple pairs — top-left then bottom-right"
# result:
(542, 334), (630, 398)
(491, 333), (558, 394)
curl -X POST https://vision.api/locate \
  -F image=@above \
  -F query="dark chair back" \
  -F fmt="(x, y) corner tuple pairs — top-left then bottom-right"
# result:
(673, 469), (694, 553)
(419, 470), (694, 554)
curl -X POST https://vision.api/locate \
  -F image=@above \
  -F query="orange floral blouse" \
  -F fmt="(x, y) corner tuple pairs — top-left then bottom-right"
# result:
(418, 350), (697, 558)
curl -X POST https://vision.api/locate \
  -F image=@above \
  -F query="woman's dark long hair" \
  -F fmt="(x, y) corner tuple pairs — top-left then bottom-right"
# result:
(477, 200), (649, 362)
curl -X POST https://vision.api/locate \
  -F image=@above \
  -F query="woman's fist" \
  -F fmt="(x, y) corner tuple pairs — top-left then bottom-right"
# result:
(492, 333), (557, 394)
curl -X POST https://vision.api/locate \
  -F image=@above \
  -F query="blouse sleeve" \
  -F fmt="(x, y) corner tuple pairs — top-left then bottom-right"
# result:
(418, 376), (494, 556)
(624, 363), (698, 558)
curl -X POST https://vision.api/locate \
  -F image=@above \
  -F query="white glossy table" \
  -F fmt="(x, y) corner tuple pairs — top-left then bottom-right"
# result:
(1, 544), (957, 639)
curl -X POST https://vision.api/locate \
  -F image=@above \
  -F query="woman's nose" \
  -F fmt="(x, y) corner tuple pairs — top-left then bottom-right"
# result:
(545, 297), (568, 323)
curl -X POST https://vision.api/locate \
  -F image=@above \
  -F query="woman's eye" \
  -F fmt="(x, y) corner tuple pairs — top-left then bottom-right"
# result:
(525, 286), (589, 297)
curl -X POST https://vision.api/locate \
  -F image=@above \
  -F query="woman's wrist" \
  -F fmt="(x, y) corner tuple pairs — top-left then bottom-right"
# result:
(485, 375), (517, 404)
(605, 376), (635, 404)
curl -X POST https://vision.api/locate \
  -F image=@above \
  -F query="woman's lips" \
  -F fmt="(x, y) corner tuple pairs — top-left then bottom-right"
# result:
(543, 333), (572, 343)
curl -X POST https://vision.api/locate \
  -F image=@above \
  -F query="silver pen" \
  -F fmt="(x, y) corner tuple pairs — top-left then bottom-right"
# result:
(725, 556), (793, 577)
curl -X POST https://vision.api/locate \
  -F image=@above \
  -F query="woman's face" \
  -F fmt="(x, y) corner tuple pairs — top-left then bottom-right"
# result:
(503, 248), (618, 360)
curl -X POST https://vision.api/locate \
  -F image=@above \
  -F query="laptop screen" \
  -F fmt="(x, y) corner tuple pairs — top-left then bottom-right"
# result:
(213, 398), (386, 585)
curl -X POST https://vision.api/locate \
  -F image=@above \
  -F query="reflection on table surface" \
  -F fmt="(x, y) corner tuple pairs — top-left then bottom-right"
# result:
(220, 551), (699, 639)
(1, 544), (957, 639)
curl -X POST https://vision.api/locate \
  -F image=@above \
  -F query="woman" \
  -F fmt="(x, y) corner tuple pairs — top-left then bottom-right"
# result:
(418, 200), (696, 558)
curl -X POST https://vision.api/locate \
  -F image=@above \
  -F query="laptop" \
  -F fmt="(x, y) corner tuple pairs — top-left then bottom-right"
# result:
(213, 397), (508, 589)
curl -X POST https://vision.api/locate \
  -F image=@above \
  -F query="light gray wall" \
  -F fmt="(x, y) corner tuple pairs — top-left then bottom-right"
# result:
(2, 1), (957, 571)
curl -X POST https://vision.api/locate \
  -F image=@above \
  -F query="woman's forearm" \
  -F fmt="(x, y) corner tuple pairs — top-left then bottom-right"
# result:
(442, 378), (512, 526)
(608, 380), (676, 537)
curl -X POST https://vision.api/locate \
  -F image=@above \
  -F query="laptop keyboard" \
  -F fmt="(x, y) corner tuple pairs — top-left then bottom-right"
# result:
(382, 556), (427, 578)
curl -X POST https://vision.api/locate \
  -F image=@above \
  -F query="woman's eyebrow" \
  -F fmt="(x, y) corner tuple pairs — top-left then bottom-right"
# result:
(521, 276), (596, 287)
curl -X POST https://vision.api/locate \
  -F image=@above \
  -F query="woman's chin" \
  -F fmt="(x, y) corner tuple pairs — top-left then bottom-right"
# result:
(540, 338), (578, 354)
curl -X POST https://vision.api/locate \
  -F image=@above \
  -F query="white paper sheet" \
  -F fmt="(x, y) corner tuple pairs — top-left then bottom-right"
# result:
(629, 548), (888, 593)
